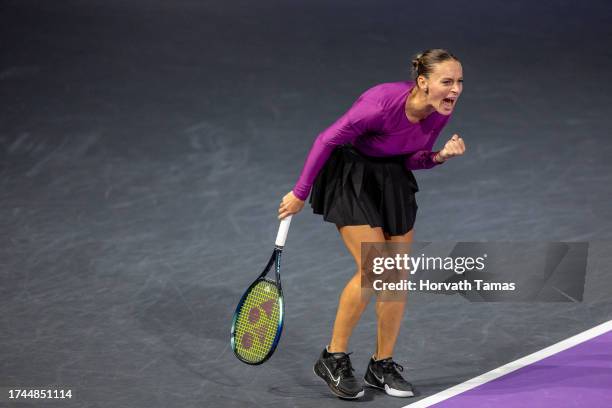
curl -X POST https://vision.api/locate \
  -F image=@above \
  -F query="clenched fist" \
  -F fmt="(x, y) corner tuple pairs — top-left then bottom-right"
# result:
(438, 134), (466, 162)
(278, 191), (305, 220)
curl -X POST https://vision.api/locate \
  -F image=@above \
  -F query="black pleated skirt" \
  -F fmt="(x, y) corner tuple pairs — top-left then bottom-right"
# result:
(309, 144), (419, 236)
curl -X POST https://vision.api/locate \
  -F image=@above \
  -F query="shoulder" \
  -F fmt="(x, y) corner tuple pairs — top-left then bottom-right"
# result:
(358, 80), (413, 103)
(358, 81), (414, 111)
(345, 81), (413, 128)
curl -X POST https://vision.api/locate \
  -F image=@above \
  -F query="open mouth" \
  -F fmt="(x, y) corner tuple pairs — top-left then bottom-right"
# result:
(442, 97), (455, 109)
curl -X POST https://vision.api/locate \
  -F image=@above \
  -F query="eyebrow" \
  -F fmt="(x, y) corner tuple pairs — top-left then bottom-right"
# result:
(441, 77), (463, 80)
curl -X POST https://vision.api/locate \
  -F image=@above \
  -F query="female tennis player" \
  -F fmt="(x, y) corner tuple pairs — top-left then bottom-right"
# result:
(278, 49), (465, 399)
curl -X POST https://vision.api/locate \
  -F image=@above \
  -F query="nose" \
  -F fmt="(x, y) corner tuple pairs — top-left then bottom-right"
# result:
(451, 82), (462, 95)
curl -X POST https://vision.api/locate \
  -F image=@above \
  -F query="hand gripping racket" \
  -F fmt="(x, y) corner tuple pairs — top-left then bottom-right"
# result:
(230, 215), (292, 365)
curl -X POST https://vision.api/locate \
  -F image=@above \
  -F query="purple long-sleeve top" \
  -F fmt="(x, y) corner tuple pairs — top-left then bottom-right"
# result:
(292, 80), (452, 201)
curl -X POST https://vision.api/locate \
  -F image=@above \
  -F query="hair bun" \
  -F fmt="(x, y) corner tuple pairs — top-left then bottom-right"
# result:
(412, 53), (423, 71)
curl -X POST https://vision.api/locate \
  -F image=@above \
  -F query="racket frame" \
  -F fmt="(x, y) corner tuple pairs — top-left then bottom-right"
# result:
(230, 245), (285, 365)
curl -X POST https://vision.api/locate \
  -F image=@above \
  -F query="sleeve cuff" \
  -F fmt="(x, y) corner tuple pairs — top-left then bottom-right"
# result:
(292, 187), (309, 201)
(431, 151), (445, 165)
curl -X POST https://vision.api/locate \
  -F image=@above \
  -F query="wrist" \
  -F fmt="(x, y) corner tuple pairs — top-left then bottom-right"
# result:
(292, 188), (307, 201)
(435, 151), (447, 163)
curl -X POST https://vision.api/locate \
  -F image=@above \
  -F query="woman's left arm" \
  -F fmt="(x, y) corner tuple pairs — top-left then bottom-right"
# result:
(405, 116), (465, 169)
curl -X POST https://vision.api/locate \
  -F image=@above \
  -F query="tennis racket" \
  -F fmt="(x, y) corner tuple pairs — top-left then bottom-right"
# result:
(230, 215), (292, 365)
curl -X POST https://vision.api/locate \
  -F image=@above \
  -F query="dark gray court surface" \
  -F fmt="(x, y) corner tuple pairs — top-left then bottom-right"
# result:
(2, 1), (612, 407)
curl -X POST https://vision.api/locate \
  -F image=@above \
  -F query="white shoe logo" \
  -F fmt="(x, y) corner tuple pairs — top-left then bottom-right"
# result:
(323, 362), (341, 386)
(369, 366), (384, 383)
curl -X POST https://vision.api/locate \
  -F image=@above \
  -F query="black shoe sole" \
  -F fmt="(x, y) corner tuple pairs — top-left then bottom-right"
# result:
(313, 361), (365, 399)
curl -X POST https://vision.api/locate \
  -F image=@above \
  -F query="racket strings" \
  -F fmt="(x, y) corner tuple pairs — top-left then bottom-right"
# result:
(233, 280), (281, 363)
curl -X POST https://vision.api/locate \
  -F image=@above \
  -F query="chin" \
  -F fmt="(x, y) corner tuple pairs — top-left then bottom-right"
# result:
(437, 107), (453, 116)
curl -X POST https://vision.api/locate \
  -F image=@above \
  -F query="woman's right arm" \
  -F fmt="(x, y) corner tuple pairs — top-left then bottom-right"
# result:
(291, 97), (384, 201)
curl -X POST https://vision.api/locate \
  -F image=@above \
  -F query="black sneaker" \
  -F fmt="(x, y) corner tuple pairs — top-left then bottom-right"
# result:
(363, 357), (415, 397)
(313, 347), (365, 399)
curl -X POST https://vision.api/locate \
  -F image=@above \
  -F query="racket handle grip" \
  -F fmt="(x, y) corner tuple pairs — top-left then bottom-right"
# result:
(275, 215), (292, 247)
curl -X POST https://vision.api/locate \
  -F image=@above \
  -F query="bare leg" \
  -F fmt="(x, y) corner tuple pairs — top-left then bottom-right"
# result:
(327, 225), (386, 353)
(374, 228), (414, 360)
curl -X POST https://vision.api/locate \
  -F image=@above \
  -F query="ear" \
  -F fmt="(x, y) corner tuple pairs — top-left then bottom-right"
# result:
(417, 75), (428, 91)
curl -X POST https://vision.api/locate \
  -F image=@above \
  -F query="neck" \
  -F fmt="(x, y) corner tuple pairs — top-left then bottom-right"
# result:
(405, 85), (435, 122)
